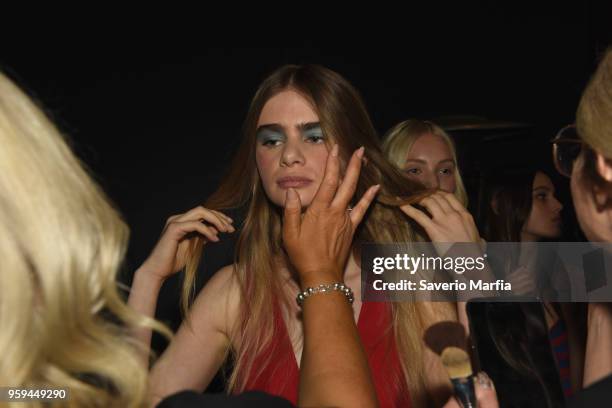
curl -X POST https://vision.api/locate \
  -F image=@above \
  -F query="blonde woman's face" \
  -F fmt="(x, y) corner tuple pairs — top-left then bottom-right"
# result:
(255, 90), (330, 208)
(403, 132), (457, 193)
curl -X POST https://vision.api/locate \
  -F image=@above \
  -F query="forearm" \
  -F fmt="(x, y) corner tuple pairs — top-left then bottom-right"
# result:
(583, 303), (612, 387)
(299, 291), (379, 408)
(127, 266), (165, 367)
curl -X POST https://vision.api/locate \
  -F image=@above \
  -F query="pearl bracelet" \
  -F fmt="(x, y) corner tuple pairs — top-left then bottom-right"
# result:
(296, 282), (354, 307)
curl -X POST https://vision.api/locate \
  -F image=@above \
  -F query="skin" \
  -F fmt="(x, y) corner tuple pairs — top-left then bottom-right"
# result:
(506, 172), (563, 297)
(251, 90), (366, 364)
(571, 152), (612, 242)
(283, 142), (381, 407)
(450, 148), (612, 406)
(521, 172), (563, 242)
(403, 132), (457, 193)
(130, 90), (372, 406)
(571, 150), (612, 388)
(131, 90), (483, 407)
(511, 172), (586, 392)
(255, 90), (329, 208)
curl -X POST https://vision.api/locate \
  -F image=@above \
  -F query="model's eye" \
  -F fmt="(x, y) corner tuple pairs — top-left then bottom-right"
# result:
(256, 129), (285, 147)
(305, 135), (325, 144)
(262, 138), (283, 147)
(303, 126), (325, 144)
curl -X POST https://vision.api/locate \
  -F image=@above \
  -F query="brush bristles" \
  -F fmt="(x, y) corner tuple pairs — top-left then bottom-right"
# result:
(423, 321), (467, 355)
(441, 347), (473, 379)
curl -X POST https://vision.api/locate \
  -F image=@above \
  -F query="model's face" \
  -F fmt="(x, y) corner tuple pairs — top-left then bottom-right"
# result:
(522, 172), (563, 241)
(403, 132), (457, 193)
(255, 90), (330, 208)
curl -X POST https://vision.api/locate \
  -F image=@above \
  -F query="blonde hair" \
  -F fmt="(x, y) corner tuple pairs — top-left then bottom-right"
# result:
(577, 48), (612, 158)
(182, 65), (455, 407)
(382, 119), (468, 207)
(0, 72), (169, 407)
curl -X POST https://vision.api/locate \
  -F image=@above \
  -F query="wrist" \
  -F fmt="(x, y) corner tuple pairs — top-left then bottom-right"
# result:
(588, 303), (612, 326)
(296, 282), (354, 307)
(299, 269), (343, 290)
(133, 265), (167, 287)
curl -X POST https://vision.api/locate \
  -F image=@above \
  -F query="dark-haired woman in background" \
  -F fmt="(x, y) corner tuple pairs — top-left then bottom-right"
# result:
(485, 168), (586, 398)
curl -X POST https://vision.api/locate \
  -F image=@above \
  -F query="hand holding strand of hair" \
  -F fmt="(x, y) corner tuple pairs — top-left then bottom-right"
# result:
(400, 191), (481, 255)
(138, 206), (235, 282)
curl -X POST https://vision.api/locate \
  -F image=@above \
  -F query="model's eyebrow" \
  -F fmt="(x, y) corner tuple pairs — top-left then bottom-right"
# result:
(256, 122), (321, 133)
(298, 122), (321, 131)
(256, 124), (284, 133)
(533, 185), (552, 192)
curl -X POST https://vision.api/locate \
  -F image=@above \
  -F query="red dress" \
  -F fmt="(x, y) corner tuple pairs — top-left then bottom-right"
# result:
(241, 301), (412, 407)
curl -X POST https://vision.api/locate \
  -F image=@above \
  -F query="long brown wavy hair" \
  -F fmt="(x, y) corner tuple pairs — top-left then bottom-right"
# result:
(182, 64), (455, 407)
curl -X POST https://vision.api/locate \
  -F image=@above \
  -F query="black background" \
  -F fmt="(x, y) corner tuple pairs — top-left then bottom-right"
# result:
(2, 4), (611, 366)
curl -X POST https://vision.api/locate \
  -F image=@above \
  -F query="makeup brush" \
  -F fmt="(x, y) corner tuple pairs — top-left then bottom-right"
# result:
(424, 321), (476, 408)
(423, 321), (468, 355)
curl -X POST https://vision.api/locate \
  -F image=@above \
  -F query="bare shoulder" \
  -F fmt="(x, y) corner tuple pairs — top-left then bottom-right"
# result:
(188, 263), (242, 336)
(149, 264), (242, 398)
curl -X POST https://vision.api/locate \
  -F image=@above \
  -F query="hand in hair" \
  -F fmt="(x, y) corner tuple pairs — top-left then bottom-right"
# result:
(139, 207), (235, 282)
(128, 206), (235, 368)
(282, 144), (380, 288)
(400, 191), (480, 255)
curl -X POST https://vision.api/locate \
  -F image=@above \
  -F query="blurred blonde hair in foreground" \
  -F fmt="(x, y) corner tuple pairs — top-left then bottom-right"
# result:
(577, 47), (612, 160)
(0, 72), (168, 407)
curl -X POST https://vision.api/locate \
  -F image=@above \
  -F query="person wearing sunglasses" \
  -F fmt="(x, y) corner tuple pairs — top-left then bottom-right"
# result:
(561, 47), (612, 407)
(446, 47), (612, 408)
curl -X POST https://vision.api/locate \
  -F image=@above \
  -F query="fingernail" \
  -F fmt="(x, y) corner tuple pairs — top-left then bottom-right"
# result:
(331, 144), (339, 157)
(372, 184), (381, 193)
(356, 146), (365, 158)
(476, 371), (494, 389)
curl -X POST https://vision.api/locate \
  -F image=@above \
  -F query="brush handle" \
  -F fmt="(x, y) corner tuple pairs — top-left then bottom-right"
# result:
(451, 376), (477, 408)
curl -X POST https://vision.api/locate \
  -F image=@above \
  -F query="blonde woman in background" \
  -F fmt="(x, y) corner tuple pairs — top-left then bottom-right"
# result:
(383, 119), (468, 207)
(384, 119), (482, 332)
(0, 71), (169, 407)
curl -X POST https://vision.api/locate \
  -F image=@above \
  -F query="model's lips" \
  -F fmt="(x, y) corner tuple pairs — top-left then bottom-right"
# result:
(276, 176), (313, 189)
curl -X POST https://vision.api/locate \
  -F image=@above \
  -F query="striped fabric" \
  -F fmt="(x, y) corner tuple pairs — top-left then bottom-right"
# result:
(549, 318), (573, 398)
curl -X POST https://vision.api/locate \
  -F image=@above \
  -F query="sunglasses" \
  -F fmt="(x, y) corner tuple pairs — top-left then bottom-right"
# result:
(552, 124), (583, 178)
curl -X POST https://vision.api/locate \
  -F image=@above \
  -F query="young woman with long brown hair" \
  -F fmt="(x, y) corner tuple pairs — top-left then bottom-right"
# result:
(130, 64), (481, 407)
